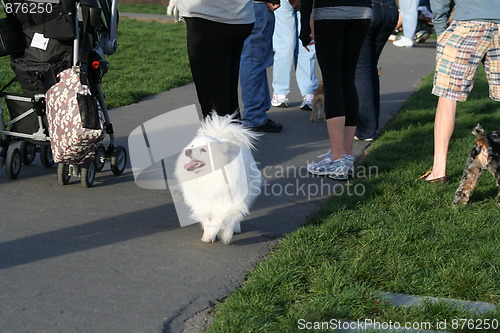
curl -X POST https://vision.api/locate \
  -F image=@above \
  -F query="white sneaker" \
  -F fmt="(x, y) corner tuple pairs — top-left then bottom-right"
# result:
(300, 94), (314, 110)
(388, 33), (398, 41)
(271, 94), (288, 107)
(393, 36), (414, 48)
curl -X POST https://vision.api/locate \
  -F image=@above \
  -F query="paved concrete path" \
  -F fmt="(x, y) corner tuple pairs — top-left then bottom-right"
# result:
(0, 17), (437, 333)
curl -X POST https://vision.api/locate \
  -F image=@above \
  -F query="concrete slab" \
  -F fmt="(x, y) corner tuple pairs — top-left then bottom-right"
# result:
(377, 291), (497, 315)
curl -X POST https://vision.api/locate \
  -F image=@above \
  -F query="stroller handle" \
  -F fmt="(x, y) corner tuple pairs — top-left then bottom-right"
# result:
(103, 0), (118, 55)
(80, 0), (119, 56)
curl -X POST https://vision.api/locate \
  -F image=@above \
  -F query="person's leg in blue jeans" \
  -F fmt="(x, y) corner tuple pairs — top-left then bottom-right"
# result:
(296, 45), (318, 98)
(295, 6), (318, 105)
(394, 0), (418, 47)
(241, 3), (282, 131)
(355, 0), (398, 140)
(272, 1), (317, 106)
(272, 2), (295, 99)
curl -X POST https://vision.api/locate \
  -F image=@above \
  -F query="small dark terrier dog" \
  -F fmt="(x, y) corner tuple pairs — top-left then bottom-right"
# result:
(453, 124), (500, 206)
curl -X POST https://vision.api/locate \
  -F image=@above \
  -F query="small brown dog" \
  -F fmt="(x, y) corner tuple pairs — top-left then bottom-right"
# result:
(310, 69), (381, 122)
(310, 81), (325, 122)
(453, 124), (500, 206)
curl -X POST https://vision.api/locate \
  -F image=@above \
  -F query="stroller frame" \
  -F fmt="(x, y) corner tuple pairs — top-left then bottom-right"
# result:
(0, 0), (125, 187)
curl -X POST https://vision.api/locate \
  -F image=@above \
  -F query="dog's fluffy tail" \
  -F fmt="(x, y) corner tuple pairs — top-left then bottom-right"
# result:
(473, 123), (486, 141)
(199, 111), (261, 150)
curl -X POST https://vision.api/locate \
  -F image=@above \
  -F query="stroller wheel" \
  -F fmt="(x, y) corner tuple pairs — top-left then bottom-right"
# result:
(40, 145), (54, 168)
(5, 144), (22, 179)
(20, 141), (36, 165)
(95, 144), (106, 172)
(57, 163), (71, 185)
(110, 145), (127, 175)
(81, 158), (96, 188)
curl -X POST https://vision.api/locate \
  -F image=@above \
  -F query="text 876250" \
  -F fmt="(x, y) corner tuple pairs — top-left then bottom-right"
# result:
(4, 2), (53, 14)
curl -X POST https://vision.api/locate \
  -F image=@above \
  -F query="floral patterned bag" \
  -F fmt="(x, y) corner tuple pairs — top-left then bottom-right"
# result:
(45, 66), (104, 164)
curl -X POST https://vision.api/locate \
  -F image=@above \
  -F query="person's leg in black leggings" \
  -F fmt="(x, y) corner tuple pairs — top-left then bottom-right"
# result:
(314, 19), (370, 161)
(185, 18), (253, 118)
(315, 19), (371, 122)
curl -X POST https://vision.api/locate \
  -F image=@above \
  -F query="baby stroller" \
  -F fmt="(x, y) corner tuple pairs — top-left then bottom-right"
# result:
(0, 0), (125, 187)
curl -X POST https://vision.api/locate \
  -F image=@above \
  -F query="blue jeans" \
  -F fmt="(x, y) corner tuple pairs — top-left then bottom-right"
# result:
(355, 0), (398, 139)
(399, 0), (418, 39)
(272, 0), (318, 97)
(240, 3), (275, 127)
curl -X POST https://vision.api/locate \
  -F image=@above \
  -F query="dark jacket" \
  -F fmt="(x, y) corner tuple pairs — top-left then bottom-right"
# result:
(263, 0), (281, 5)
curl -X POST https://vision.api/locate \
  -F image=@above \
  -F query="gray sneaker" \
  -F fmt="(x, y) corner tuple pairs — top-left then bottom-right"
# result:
(343, 155), (355, 178)
(308, 151), (355, 179)
(327, 158), (352, 180)
(307, 151), (333, 175)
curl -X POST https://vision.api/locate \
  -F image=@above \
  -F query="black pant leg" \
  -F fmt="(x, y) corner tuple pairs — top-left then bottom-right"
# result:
(185, 18), (252, 118)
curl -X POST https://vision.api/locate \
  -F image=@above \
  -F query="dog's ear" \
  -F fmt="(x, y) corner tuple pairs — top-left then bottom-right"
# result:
(473, 123), (485, 140)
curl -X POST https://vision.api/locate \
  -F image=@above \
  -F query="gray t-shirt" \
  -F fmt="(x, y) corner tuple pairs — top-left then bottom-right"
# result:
(177, 0), (255, 25)
(313, 6), (373, 21)
(431, 0), (500, 36)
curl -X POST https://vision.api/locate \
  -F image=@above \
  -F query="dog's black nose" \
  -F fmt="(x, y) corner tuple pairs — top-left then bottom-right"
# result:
(185, 148), (192, 157)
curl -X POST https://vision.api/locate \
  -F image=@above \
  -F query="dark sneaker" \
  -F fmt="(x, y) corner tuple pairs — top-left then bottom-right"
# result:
(354, 135), (374, 142)
(247, 119), (283, 133)
(414, 30), (431, 43)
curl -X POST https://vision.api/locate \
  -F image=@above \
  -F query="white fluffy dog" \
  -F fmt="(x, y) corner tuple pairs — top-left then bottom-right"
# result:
(175, 113), (262, 244)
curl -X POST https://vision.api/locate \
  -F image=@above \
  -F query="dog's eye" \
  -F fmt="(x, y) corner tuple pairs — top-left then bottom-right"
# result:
(200, 148), (207, 153)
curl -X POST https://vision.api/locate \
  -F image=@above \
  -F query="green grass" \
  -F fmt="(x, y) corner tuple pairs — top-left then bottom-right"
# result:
(0, 18), (191, 110)
(103, 19), (191, 108)
(206, 69), (499, 332)
(118, 3), (168, 15)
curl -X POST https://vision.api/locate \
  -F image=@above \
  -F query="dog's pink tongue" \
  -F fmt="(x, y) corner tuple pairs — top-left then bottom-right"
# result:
(184, 160), (199, 171)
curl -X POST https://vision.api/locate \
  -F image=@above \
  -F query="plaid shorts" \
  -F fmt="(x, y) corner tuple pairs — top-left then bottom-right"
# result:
(432, 20), (500, 102)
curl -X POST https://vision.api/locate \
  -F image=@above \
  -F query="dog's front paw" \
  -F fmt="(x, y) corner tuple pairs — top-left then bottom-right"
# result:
(202, 229), (218, 243)
(234, 222), (241, 234)
(452, 191), (468, 206)
(201, 235), (216, 243)
(201, 225), (219, 243)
